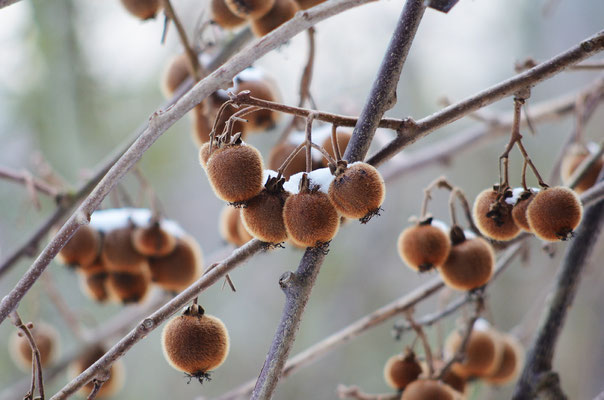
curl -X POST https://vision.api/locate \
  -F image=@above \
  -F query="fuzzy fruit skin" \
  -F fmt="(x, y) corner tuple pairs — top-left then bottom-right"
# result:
(473, 189), (521, 241)
(210, 0), (246, 28)
(250, 0), (299, 37)
(120, 0), (160, 20)
(283, 190), (340, 247)
(328, 162), (385, 220)
(131, 223), (177, 257)
(219, 206), (252, 247)
(485, 334), (524, 386)
(383, 353), (422, 390)
(80, 272), (110, 302)
(233, 79), (280, 131)
(400, 379), (462, 400)
(9, 321), (59, 371)
(527, 186), (583, 241)
(191, 104), (213, 146)
(242, 189), (289, 243)
(101, 227), (149, 273)
(295, 0), (326, 9)
(161, 312), (230, 374)
(205, 144), (264, 203)
(57, 225), (101, 268)
(321, 129), (351, 167)
(420, 360), (466, 394)
(511, 191), (536, 233)
(439, 237), (494, 291)
(149, 235), (203, 292)
(268, 142), (307, 179)
(445, 328), (503, 378)
(225, 0), (276, 19)
(397, 223), (451, 272)
(561, 146), (604, 193)
(161, 53), (190, 98)
(106, 271), (151, 304)
(69, 346), (125, 399)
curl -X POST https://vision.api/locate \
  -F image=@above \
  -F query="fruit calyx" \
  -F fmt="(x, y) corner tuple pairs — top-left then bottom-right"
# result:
(449, 225), (466, 245)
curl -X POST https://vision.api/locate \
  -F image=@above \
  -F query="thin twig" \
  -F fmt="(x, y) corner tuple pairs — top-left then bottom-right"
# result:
(337, 385), (399, 400)
(9, 311), (45, 400)
(404, 311), (434, 377)
(41, 271), (84, 341)
(298, 28), (316, 108)
(0, 166), (59, 198)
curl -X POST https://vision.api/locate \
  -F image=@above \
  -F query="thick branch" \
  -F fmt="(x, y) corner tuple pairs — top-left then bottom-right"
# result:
(343, 0), (426, 163)
(512, 179), (604, 400)
(49, 239), (263, 400)
(368, 30), (604, 167)
(0, 0), (376, 325)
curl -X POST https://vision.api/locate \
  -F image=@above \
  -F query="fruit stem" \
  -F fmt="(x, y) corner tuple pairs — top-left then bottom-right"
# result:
(276, 143), (306, 181)
(420, 176), (453, 220)
(305, 114), (317, 173)
(224, 105), (259, 141)
(331, 125), (343, 162)
(404, 310), (435, 378)
(209, 100), (235, 149)
(521, 159), (529, 191)
(8, 311), (45, 400)
(298, 28), (316, 109)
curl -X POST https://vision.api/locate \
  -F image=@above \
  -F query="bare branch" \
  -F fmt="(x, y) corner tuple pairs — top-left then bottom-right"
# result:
(9, 311), (45, 400)
(0, 0), (20, 10)
(337, 385), (399, 400)
(0, 166), (60, 198)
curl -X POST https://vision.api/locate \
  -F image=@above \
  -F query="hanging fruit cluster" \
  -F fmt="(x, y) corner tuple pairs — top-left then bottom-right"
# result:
(56, 208), (203, 303)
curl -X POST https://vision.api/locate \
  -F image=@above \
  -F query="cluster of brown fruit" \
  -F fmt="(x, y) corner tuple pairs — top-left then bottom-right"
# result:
(161, 304), (230, 382)
(398, 218), (495, 292)
(473, 185), (583, 242)
(120, 0), (161, 20)
(560, 141), (603, 194)
(200, 130), (385, 247)
(383, 321), (524, 399)
(57, 208), (203, 304)
(211, 0), (326, 37)
(161, 62), (280, 146)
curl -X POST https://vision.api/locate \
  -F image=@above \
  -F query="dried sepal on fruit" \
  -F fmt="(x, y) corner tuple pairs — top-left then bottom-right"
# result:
(9, 321), (59, 371)
(560, 142), (603, 193)
(204, 139), (264, 204)
(57, 224), (101, 268)
(328, 161), (385, 222)
(485, 333), (524, 386)
(473, 188), (521, 241)
(149, 235), (203, 293)
(131, 220), (177, 257)
(68, 346), (125, 399)
(283, 173), (340, 248)
(400, 379), (463, 400)
(106, 270), (151, 304)
(510, 188), (538, 233)
(526, 186), (583, 241)
(101, 226), (149, 274)
(397, 218), (451, 272)
(439, 227), (495, 291)
(161, 304), (230, 383)
(444, 321), (504, 378)
(120, 0), (160, 20)
(250, 0), (299, 37)
(210, 0), (247, 28)
(241, 174), (290, 243)
(383, 349), (423, 391)
(225, 0), (276, 19)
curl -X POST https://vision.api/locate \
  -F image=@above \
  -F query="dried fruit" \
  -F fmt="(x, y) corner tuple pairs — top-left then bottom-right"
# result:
(225, 0), (275, 19)
(219, 206), (252, 247)
(69, 346), (125, 398)
(161, 53), (191, 98)
(473, 188), (521, 241)
(560, 143), (603, 193)
(101, 227), (149, 273)
(445, 323), (503, 378)
(400, 379), (462, 400)
(241, 177), (290, 243)
(131, 221), (177, 257)
(232, 70), (280, 131)
(210, 0), (246, 28)
(295, 0), (326, 10)
(149, 235), (203, 293)
(383, 350), (422, 390)
(9, 321), (59, 371)
(511, 189), (537, 233)
(485, 333), (524, 386)
(397, 218), (451, 272)
(526, 186), (583, 241)
(120, 0), (160, 20)
(57, 225), (101, 268)
(106, 271), (151, 304)
(79, 258), (110, 302)
(250, 0), (299, 37)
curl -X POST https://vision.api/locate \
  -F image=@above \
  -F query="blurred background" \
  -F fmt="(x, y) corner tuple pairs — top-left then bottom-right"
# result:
(0, 0), (603, 398)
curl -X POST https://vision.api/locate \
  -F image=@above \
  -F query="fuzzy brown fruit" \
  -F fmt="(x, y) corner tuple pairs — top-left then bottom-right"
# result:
(241, 180), (290, 243)
(485, 333), (524, 386)
(328, 162), (385, 222)
(321, 129), (351, 167)
(445, 326), (503, 378)
(511, 190), (537, 233)
(101, 227), (149, 274)
(268, 142), (307, 179)
(420, 360), (466, 394)
(205, 143), (264, 204)
(397, 219), (451, 272)
(131, 222), (176, 257)
(9, 321), (59, 372)
(250, 0), (299, 37)
(560, 144), (604, 193)
(161, 53), (191, 98)
(57, 224), (101, 268)
(149, 235), (203, 293)
(69, 346), (125, 399)
(191, 104), (213, 146)
(106, 271), (151, 304)
(210, 0), (246, 29)
(383, 351), (422, 390)
(473, 189), (521, 241)
(439, 230), (494, 291)
(161, 305), (230, 381)
(295, 0), (326, 10)
(526, 186), (583, 241)
(219, 205), (252, 247)
(225, 0), (275, 19)
(400, 379), (462, 400)
(283, 186), (340, 247)
(120, 0), (160, 20)
(78, 258), (110, 302)
(233, 74), (280, 131)
(210, 91), (248, 138)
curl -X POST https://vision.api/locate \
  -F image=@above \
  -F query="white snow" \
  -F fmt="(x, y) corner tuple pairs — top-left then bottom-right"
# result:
(90, 207), (185, 237)
(283, 172), (304, 194)
(504, 187), (540, 206)
(263, 169), (279, 183)
(308, 168), (335, 194)
(430, 218), (450, 234)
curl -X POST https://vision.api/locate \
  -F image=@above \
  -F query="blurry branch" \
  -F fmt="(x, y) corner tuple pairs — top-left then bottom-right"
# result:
(368, 30), (604, 167)
(0, 0), (377, 327)
(569, 60), (604, 70)
(382, 78), (604, 182)
(337, 385), (399, 400)
(580, 179), (604, 206)
(50, 239), (264, 400)
(9, 311), (45, 400)
(161, 0), (203, 80)
(0, 0), (19, 10)
(41, 271), (85, 341)
(512, 176), (604, 400)
(568, 141), (604, 189)
(0, 166), (60, 198)
(251, 2), (426, 398)
(298, 27), (316, 108)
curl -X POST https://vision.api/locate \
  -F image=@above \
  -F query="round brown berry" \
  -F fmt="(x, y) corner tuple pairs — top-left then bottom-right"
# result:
(205, 143), (264, 204)
(328, 162), (385, 221)
(485, 333), (524, 386)
(106, 271), (151, 304)
(69, 346), (125, 399)
(131, 221), (176, 257)
(526, 186), (583, 241)
(320, 129), (351, 167)
(241, 179), (290, 243)
(161, 53), (191, 99)
(295, 0), (326, 10)
(250, 0), (299, 37)
(473, 188), (521, 241)
(445, 325), (503, 378)
(101, 227), (149, 274)
(233, 71), (280, 131)
(511, 189), (537, 233)
(397, 219), (451, 272)
(219, 206), (252, 247)
(149, 235), (203, 293)
(560, 143), (603, 193)
(400, 379), (462, 400)
(120, 0), (160, 20)
(210, 0), (246, 29)
(57, 224), (101, 268)
(383, 350), (422, 390)
(439, 233), (494, 291)
(225, 0), (275, 19)
(9, 321), (59, 371)
(161, 305), (230, 381)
